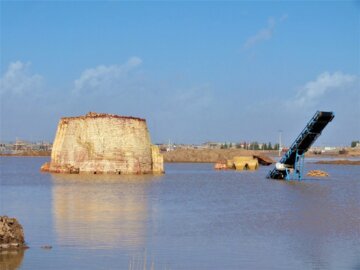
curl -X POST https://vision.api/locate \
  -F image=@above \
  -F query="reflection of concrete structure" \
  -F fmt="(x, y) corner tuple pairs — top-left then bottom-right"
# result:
(0, 250), (25, 270)
(52, 174), (160, 249)
(44, 112), (164, 174)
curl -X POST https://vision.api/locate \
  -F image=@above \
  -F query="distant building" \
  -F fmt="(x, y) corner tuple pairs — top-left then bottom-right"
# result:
(13, 140), (31, 152)
(32, 141), (52, 151)
(323, 146), (336, 151)
(203, 142), (222, 149)
(0, 140), (53, 154)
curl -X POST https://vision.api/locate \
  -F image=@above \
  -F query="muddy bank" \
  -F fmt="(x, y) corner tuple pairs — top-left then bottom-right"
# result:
(163, 149), (276, 163)
(0, 216), (26, 249)
(313, 160), (360, 165)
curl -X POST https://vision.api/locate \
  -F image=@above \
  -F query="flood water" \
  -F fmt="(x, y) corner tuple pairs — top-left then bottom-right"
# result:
(0, 157), (360, 270)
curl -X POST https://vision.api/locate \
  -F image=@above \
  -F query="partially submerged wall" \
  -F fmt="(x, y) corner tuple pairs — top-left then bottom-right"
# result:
(151, 145), (164, 173)
(43, 112), (164, 174)
(215, 156), (259, 171)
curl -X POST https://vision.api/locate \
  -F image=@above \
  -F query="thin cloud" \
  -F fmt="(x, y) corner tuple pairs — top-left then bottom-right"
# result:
(169, 84), (213, 111)
(242, 15), (287, 50)
(73, 57), (143, 94)
(293, 71), (357, 107)
(0, 61), (43, 95)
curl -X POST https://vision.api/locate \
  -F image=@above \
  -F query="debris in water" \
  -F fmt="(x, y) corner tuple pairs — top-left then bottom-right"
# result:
(307, 170), (329, 177)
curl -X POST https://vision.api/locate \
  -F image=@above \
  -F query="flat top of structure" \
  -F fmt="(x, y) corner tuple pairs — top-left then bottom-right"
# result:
(61, 112), (146, 122)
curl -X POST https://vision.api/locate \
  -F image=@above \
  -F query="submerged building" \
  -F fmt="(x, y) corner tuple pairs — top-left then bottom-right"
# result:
(42, 112), (164, 174)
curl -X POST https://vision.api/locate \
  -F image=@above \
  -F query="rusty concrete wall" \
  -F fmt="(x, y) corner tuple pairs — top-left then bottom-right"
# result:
(46, 112), (163, 174)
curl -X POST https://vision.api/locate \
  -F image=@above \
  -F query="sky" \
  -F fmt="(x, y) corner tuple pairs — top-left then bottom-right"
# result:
(0, 1), (359, 146)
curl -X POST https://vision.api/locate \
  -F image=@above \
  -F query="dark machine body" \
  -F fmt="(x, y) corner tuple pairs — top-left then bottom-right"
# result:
(267, 111), (334, 180)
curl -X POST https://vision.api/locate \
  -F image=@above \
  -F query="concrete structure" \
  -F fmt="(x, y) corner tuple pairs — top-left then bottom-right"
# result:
(42, 112), (164, 174)
(226, 156), (259, 170)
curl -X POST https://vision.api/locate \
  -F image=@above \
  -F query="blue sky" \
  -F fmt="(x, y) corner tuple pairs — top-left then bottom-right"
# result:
(0, 1), (359, 146)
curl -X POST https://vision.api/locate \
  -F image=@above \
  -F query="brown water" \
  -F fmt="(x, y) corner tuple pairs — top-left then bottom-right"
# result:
(0, 157), (360, 269)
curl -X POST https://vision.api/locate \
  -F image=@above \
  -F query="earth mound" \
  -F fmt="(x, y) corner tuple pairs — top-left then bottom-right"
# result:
(0, 216), (26, 249)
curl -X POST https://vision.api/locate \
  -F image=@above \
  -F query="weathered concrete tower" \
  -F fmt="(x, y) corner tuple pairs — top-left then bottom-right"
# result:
(42, 112), (164, 174)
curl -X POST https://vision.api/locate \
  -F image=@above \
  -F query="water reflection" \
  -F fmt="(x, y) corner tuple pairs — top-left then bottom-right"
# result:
(280, 180), (360, 235)
(277, 180), (360, 269)
(0, 250), (25, 270)
(51, 174), (162, 250)
(2, 158), (360, 269)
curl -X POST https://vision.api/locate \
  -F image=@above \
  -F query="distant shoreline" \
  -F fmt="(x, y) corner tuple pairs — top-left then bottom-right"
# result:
(1, 148), (359, 162)
(162, 148), (360, 163)
(313, 160), (360, 165)
(0, 151), (51, 157)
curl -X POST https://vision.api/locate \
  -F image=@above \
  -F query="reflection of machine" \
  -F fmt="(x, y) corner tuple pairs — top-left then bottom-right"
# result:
(267, 111), (334, 180)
